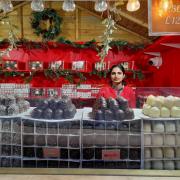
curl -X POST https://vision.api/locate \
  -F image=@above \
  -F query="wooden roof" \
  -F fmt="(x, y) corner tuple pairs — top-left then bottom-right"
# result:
(7, 1), (158, 43)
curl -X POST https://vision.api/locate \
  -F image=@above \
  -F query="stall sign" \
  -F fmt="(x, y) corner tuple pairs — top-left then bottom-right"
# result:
(43, 147), (60, 158)
(102, 149), (120, 160)
(148, 0), (180, 36)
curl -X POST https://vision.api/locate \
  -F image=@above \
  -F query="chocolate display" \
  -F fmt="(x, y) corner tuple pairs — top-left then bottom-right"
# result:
(0, 95), (30, 116)
(92, 96), (134, 120)
(143, 95), (180, 118)
(31, 96), (76, 119)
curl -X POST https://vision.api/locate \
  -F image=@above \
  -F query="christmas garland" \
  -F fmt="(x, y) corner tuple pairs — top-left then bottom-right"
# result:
(31, 8), (62, 40)
(0, 38), (145, 51)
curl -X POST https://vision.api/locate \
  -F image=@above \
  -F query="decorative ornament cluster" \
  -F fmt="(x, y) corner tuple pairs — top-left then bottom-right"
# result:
(31, 8), (62, 41)
(0, 16), (17, 59)
(98, 15), (116, 64)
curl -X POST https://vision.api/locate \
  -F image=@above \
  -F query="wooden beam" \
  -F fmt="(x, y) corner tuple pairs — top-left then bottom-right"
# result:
(117, 10), (148, 28)
(0, 2), (30, 16)
(19, 6), (24, 39)
(75, 8), (79, 40)
(76, 4), (151, 43)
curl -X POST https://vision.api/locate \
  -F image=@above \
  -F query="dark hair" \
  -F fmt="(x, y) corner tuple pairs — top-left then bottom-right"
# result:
(109, 64), (125, 75)
(109, 64), (126, 85)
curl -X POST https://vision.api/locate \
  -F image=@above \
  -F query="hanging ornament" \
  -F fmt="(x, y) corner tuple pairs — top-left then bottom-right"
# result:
(98, 15), (116, 64)
(1, 0), (13, 13)
(62, 0), (76, 12)
(31, 0), (44, 12)
(126, 0), (140, 12)
(94, 0), (108, 12)
(159, 0), (173, 11)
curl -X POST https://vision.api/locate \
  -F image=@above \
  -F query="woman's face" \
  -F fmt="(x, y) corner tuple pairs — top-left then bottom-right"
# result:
(110, 67), (125, 84)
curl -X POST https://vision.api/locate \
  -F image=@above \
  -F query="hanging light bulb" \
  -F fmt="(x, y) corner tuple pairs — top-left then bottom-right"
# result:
(126, 0), (140, 12)
(159, 0), (173, 11)
(62, 0), (76, 12)
(31, 0), (44, 12)
(0, 1), (4, 10)
(94, 0), (108, 12)
(1, 0), (13, 13)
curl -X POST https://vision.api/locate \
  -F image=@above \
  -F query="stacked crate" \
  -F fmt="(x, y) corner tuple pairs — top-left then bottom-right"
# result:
(81, 108), (141, 169)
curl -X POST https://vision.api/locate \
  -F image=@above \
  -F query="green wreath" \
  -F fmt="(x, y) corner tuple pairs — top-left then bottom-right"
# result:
(31, 8), (62, 40)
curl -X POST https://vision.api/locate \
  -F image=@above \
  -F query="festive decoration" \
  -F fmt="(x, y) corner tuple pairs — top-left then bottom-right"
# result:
(72, 61), (85, 71)
(57, 37), (98, 50)
(31, 8), (62, 40)
(49, 60), (64, 70)
(0, 16), (17, 58)
(29, 61), (43, 71)
(4, 61), (17, 70)
(90, 68), (109, 78)
(44, 68), (86, 85)
(0, 38), (144, 51)
(98, 15), (116, 63)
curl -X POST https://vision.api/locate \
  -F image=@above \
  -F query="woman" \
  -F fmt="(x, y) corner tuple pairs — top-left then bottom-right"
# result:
(97, 64), (136, 108)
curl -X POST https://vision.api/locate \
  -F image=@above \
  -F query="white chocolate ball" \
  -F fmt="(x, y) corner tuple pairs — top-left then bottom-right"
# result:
(174, 97), (180, 107)
(144, 135), (151, 146)
(142, 104), (151, 116)
(146, 95), (156, 106)
(175, 148), (180, 158)
(176, 135), (180, 145)
(149, 107), (160, 118)
(160, 106), (170, 118)
(171, 106), (180, 118)
(152, 135), (163, 146)
(144, 122), (151, 132)
(165, 122), (176, 132)
(152, 161), (163, 170)
(152, 148), (163, 158)
(164, 135), (175, 146)
(152, 122), (164, 133)
(164, 96), (174, 109)
(163, 147), (175, 158)
(175, 161), (180, 169)
(144, 148), (151, 159)
(164, 161), (175, 170)
(144, 161), (151, 169)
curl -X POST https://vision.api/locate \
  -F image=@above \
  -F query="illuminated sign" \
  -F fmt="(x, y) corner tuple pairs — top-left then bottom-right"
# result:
(148, 0), (180, 36)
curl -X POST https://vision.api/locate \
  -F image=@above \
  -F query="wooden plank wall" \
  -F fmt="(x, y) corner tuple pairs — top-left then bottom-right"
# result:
(0, 1), (144, 43)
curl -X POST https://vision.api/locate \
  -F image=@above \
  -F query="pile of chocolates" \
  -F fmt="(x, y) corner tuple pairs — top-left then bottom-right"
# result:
(92, 96), (134, 121)
(0, 94), (30, 116)
(31, 95), (76, 119)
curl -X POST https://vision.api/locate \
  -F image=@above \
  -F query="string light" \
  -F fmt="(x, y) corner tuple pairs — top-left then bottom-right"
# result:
(1, 0), (13, 13)
(62, 0), (76, 12)
(94, 0), (108, 12)
(126, 0), (140, 12)
(159, 0), (173, 11)
(31, 0), (44, 12)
